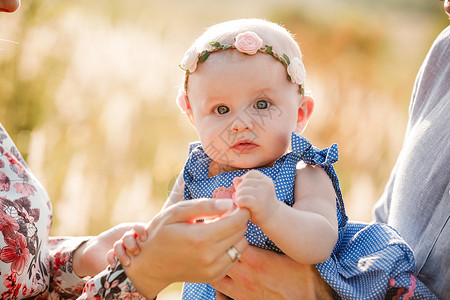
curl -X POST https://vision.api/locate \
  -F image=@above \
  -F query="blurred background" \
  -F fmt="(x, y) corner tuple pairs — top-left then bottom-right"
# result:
(0, 0), (448, 297)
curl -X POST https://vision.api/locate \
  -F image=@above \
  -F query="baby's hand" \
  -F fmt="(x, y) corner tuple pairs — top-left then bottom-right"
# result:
(106, 223), (148, 268)
(233, 170), (279, 225)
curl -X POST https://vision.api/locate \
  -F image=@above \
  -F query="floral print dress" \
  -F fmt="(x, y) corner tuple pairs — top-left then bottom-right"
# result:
(0, 123), (93, 298)
(0, 123), (143, 299)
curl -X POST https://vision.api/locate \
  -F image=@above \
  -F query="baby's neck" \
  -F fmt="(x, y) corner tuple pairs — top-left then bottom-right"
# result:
(208, 159), (281, 177)
(208, 161), (241, 177)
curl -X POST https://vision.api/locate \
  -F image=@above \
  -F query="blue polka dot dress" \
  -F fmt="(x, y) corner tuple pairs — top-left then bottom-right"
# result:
(181, 133), (437, 300)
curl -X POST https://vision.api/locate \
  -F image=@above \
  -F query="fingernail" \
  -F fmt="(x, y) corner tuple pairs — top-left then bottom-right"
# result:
(139, 233), (147, 242)
(123, 258), (130, 267)
(214, 199), (234, 211)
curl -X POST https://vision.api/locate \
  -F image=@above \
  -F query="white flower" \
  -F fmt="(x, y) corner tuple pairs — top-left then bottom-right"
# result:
(287, 57), (306, 85)
(180, 46), (198, 73)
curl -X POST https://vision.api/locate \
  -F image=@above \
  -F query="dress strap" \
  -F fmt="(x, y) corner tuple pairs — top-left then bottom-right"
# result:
(290, 132), (347, 228)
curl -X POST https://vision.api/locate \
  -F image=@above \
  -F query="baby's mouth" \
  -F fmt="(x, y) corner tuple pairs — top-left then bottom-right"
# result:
(231, 140), (258, 153)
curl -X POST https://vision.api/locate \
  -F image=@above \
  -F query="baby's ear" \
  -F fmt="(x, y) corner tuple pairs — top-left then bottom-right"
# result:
(176, 89), (195, 125)
(296, 93), (314, 134)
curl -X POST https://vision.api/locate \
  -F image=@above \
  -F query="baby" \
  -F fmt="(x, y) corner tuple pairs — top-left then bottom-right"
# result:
(107, 18), (438, 300)
(111, 18), (343, 299)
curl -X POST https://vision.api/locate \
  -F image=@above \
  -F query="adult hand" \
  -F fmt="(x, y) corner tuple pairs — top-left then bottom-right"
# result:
(211, 245), (334, 300)
(124, 198), (250, 299)
(72, 222), (143, 277)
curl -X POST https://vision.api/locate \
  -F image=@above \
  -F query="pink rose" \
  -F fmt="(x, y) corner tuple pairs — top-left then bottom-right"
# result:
(234, 31), (263, 55)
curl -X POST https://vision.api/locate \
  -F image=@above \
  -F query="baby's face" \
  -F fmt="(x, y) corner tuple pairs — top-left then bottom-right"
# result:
(187, 50), (303, 173)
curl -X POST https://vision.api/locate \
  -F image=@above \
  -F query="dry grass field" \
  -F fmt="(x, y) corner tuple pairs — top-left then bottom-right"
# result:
(0, 0), (447, 297)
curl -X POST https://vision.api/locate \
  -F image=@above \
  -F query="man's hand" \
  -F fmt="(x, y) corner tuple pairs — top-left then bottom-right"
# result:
(211, 245), (334, 300)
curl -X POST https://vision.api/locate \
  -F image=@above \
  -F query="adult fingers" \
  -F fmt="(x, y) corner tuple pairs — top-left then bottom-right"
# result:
(113, 240), (130, 267)
(159, 208), (248, 256)
(106, 249), (117, 269)
(133, 223), (148, 242)
(204, 208), (250, 243)
(210, 237), (249, 293)
(203, 236), (249, 283)
(0, 0), (20, 13)
(165, 198), (235, 224)
(204, 216), (250, 259)
(221, 236), (249, 266)
(231, 235), (249, 258)
(122, 231), (140, 256)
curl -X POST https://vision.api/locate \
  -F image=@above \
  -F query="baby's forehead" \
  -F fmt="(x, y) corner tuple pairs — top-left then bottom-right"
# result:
(189, 53), (291, 97)
(201, 49), (282, 70)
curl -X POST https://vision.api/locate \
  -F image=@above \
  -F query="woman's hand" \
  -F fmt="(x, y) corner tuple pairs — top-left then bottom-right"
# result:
(124, 198), (250, 299)
(72, 222), (143, 278)
(106, 223), (148, 268)
(211, 245), (334, 300)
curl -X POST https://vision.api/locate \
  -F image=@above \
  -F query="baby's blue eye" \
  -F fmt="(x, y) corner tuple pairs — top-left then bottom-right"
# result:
(254, 100), (270, 110)
(214, 105), (230, 115)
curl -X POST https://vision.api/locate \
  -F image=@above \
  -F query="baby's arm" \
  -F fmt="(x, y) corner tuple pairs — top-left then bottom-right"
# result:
(234, 165), (337, 264)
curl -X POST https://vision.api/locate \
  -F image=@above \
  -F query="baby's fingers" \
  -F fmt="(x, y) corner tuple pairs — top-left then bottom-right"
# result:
(234, 189), (258, 209)
(242, 169), (266, 180)
(106, 248), (117, 269)
(232, 176), (243, 188)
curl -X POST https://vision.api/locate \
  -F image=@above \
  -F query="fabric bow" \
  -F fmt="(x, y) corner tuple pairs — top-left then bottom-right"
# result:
(291, 133), (339, 167)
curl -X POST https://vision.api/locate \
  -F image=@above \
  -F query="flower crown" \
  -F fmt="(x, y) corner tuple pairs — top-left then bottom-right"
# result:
(180, 31), (306, 95)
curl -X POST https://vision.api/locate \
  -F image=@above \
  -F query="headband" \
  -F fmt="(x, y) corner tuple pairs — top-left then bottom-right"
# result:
(180, 31), (306, 95)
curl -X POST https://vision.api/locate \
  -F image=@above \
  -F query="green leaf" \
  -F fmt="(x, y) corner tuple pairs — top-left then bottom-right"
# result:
(265, 45), (273, 55)
(223, 44), (232, 50)
(279, 57), (287, 67)
(283, 54), (290, 65)
(209, 41), (221, 48)
(199, 51), (210, 63)
(178, 64), (189, 72)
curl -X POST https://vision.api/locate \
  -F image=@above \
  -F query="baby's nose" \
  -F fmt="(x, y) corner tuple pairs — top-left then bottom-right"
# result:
(0, 0), (20, 12)
(230, 115), (253, 132)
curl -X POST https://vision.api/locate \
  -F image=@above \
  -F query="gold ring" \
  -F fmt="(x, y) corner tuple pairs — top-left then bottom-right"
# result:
(226, 246), (241, 262)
